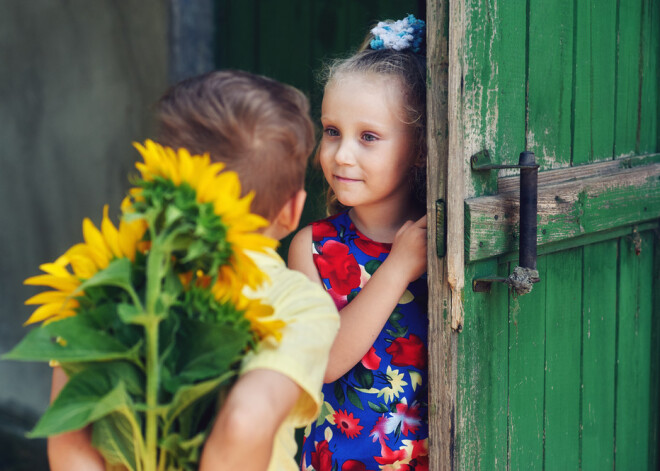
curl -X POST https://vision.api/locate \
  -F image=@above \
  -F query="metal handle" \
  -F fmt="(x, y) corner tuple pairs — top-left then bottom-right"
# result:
(472, 151), (541, 295)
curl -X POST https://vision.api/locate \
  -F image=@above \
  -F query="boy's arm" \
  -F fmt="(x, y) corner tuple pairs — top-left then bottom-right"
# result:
(288, 217), (427, 383)
(47, 367), (105, 471)
(199, 369), (302, 471)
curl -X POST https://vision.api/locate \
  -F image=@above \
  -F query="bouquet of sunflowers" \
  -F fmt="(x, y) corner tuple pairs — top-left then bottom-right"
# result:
(4, 140), (282, 471)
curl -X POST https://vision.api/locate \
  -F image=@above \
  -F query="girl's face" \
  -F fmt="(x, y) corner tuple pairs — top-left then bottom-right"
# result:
(319, 73), (416, 211)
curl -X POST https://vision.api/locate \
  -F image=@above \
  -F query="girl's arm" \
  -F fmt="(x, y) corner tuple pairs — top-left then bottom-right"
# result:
(47, 367), (105, 471)
(288, 216), (427, 382)
(199, 369), (301, 471)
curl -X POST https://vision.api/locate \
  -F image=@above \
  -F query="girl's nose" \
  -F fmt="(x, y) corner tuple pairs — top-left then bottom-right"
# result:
(334, 141), (355, 166)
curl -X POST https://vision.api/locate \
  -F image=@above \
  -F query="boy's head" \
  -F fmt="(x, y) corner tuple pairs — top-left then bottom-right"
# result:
(155, 70), (314, 230)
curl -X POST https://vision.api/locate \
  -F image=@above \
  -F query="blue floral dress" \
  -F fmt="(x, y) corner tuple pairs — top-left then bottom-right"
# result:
(300, 211), (429, 471)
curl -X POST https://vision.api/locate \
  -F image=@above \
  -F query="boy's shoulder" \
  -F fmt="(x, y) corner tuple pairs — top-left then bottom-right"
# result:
(246, 249), (335, 313)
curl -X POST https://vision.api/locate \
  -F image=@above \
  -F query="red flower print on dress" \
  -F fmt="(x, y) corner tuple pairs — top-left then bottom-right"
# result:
(315, 240), (361, 295)
(354, 237), (390, 258)
(369, 415), (389, 444)
(310, 439), (333, 471)
(342, 460), (376, 471)
(385, 334), (427, 369)
(361, 346), (381, 370)
(386, 400), (422, 436)
(374, 442), (409, 469)
(313, 220), (337, 242)
(333, 409), (364, 439)
(327, 287), (349, 310)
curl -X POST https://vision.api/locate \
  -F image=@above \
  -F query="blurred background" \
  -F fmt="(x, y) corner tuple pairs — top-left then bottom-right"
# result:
(0, 0), (423, 468)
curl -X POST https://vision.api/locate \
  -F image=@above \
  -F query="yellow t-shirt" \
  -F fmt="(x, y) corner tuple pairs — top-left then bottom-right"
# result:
(241, 249), (339, 471)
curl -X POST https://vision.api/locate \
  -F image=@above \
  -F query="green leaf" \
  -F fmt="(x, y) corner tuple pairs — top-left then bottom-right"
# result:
(117, 303), (143, 324)
(78, 258), (133, 293)
(92, 412), (140, 471)
(163, 373), (234, 426)
(353, 363), (374, 389)
(334, 382), (345, 406)
(346, 386), (363, 410)
(365, 260), (382, 275)
(170, 320), (249, 387)
(29, 362), (143, 437)
(368, 401), (389, 413)
(3, 315), (141, 364)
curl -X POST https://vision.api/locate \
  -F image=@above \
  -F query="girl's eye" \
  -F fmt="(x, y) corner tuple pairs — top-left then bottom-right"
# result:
(324, 127), (340, 137)
(362, 133), (378, 142)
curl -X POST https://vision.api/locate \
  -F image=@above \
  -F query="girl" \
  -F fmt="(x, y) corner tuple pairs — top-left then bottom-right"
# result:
(289, 15), (429, 471)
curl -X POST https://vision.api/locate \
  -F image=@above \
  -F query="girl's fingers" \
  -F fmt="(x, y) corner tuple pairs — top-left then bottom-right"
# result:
(415, 215), (427, 229)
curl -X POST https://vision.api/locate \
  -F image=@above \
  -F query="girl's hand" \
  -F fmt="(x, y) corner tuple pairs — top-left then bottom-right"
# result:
(388, 215), (427, 283)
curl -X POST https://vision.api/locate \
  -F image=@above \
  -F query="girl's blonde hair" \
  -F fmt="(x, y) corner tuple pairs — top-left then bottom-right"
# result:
(320, 43), (427, 215)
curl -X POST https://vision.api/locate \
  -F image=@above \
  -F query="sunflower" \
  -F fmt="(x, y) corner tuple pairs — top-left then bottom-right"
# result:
(24, 206), (147, 325)
(130, 140), (278, 294)
(235, 295), (284, 342)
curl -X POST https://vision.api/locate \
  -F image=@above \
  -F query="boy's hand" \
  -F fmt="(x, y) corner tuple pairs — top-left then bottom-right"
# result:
(388, 215), (427, 283)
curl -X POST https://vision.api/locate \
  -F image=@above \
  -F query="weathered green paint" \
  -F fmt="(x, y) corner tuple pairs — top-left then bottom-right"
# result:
(639, 0), (659, 153)
(507, 255), (547, 469)
(453, 0), (660, 468)
(615, 232), (655, 468)
(464, 162), (660, 261)
(544, 249), (582, 469)
(572, 0), (617, 164)
(581, 240), (617, 470)
(528, 0), (574, 168)
(614, 0), (643, 156)
(457, 259), (508, 470)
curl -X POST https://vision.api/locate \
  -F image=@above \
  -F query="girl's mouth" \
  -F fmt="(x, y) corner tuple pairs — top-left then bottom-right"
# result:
(334, 175), (360, 183)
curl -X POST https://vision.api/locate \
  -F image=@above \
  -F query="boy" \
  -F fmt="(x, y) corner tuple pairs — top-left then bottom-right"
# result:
(48, 70), (340, 471)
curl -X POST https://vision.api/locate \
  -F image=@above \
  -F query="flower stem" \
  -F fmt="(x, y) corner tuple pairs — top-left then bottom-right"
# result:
(144, 317), (160, 471)
(143, 242), (168, 471)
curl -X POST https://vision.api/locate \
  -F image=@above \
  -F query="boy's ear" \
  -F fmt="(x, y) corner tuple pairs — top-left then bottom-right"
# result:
(274, 189), (307, 234)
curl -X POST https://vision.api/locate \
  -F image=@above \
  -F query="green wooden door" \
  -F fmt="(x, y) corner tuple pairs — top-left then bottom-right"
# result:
(427, 0), (659, 469)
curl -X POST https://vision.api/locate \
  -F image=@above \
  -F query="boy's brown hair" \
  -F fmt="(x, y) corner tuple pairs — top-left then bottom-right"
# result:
(156, 70), (315, 220)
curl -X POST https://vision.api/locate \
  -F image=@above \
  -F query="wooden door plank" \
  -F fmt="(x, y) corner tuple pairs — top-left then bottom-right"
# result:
(639, 0), (659, 153)
(528, 0), (574, 169)
(491, 1), (526, 177)
(572, 0), (617, 165)
(427, 0), (457, 469)
(543, 248), (582, 469)
(465, 162), (660, 261)
(580, 240), (617, 470)
(508, 255), (547, 469)
(614, 231), (654, 467)
(614, 0), (643, 156)
(457, 259), (508, 470)
(460, 0), (526, 198)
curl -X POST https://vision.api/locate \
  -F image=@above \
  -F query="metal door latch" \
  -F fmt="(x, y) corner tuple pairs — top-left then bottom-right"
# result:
(471, 151), (541, 295)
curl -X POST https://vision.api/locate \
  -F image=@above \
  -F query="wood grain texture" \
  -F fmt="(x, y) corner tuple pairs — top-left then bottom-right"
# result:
(508, 256), (547, 469)
(528, 0), (574, 169)
(457, 259), (508, 470)
(465, 162), (660, 261)
(581, 240), (617, 471)
(614, 232), (654, 468)
(544, 248), (582, 468)
(614, 0), (643, 156)
(427, 0), (458, 469)
(572, 0), (617, 165)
